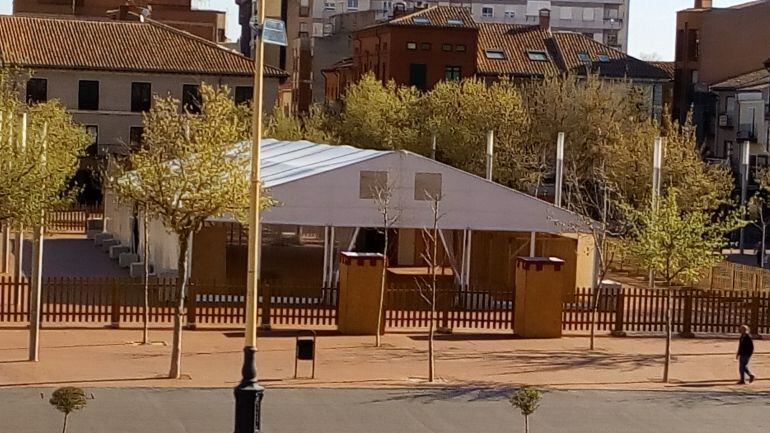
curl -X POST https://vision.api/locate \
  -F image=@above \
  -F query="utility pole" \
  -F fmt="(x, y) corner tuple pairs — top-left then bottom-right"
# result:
(740, 140), (750, 254)
(485, 130), (494, 181)
(234, 0), (267, 430)
(649, 137), (663, 289)
(554, 132), (565, 208)
(234, 3), (286, 433)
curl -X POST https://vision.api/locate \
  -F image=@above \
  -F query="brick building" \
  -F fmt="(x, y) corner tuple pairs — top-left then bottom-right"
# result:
(13, 0), (227, 42)
(674, 0), (770, 147)
(325, 6), (670, 118)
(353, 6), (479, 91)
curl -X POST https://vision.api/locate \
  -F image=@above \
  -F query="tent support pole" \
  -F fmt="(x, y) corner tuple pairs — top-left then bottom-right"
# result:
(347, 227), (360, 252)
(463, 229), (473, 290)
(329, 227), (336, 287)
(439, 229), (462, 287)
(529, 232), (537, 257)
(322, 226), (329, 288)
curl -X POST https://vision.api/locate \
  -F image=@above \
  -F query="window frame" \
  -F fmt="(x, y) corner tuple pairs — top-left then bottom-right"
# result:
(444, 65), (461, 81)
(130, 82), (152, 113)
(485, 49), (506, 60)
(235, 86), (254, 105)
(481, 6), (494, 18)
(182, 84), (202, 114)
(129, 126), (144, 150)
(441, 43), (453, 52)
(26, 77), (48, 104)
(527, 50), (549, 62)
(359, 171), (389, 199)
(78, 80), (100, 111)
(85, 125), (98, 156)
(419, 42), (432, 51)
(406, 41), (417, 50)
(414, 172), (442, 201)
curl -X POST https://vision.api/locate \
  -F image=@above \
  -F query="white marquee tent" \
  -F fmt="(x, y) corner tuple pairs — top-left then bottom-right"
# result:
(105, 139), (593, 287)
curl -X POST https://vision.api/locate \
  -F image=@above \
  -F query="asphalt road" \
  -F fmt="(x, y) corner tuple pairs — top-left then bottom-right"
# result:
(2, 387), (769, 433)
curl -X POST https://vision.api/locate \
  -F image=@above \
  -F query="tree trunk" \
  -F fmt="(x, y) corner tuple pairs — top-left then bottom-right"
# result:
(428, 225), (438, 383)
(168, 232), (190, 379)
(524, 414), (529, 433)
(375, 230), (388, 348)
(663, 287), (672, 383)
(62, 413), (68, 433)
(762, 225), (766, 270)
(142, 211), (149, 345)
(28, 223), (43, 362)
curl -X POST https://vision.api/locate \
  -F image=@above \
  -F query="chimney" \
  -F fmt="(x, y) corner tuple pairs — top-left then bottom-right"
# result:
(694, 0), (713, 8)
(118, 4), (130, 20)
(538, 8), (551, 30)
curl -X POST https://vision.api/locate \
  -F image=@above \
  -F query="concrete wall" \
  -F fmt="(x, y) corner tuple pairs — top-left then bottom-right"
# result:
(24, 69), (279, 154)
(104, 190), (180, 274)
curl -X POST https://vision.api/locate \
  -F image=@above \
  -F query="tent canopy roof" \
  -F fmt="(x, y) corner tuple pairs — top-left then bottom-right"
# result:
(242, 139), (590, 234)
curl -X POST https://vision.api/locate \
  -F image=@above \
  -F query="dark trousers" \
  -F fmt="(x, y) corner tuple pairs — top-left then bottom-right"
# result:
(739, 355), (754, 381)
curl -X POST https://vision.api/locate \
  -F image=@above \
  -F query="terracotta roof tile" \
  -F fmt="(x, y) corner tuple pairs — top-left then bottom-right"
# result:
(651, 61), (675, 80)
(552, 32), (669, 80)
(477, 23), (669, 80)
(477, 24), (560, 77)
(0, 15), (288, 78)
(389, 6), (478, 29)
(712, 68), (770, 90)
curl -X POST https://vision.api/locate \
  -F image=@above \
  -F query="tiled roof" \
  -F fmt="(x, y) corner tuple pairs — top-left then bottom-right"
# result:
(712, 68), (770, 90)
(552, 32), (669, 80)
(651, 61), (675, 80)
(477, 24), (669, 80)
(0, 15), (287, 78)
(477, 25), (560, 77)
(388, 6), (478, 29)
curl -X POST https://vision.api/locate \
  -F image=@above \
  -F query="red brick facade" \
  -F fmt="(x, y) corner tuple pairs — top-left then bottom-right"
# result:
(353, 26), (478, 90)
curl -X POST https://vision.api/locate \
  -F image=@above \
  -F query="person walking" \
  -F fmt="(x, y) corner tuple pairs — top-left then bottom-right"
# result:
(737, 325), (756, 385)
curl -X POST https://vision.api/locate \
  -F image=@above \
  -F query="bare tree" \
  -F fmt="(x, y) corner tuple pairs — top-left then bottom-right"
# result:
(415, 192), (443, 382)
(554, 163), (626, 350)
(372, 183), (400, 348)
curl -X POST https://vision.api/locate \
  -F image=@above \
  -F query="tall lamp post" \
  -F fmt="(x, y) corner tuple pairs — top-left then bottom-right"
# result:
(234, 2), (286, 432)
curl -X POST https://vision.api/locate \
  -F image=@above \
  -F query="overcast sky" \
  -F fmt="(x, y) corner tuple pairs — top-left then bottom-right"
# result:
(0, 0), (755, 60)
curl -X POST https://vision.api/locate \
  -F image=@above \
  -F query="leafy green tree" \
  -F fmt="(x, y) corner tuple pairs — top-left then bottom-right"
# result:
(510, 387), (543, 433)
(265, 103), (338, 144)
(525, 74), (731, 214)
(337, 73), (421, 150)
(264, 104), (303, 141)
(748, 169), (770, 267)
(0, 65), (89, 360)
(49, 387), (88, 433)
(110, 84), (270, 379)
(418, 78), (532, 188)
(629, 190), (744, 382)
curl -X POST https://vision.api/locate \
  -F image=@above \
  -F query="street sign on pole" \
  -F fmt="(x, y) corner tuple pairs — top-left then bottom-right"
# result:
(262, 19), (288, 47)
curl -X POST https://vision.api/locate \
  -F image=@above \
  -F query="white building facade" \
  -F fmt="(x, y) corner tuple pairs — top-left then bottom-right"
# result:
(314, 0), (629, 52)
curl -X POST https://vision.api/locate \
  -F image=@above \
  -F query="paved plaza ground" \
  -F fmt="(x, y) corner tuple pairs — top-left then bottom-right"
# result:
(2, 387), (769, 433)
(17, 235), (128, 277)
(1, 327), (768, 391)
